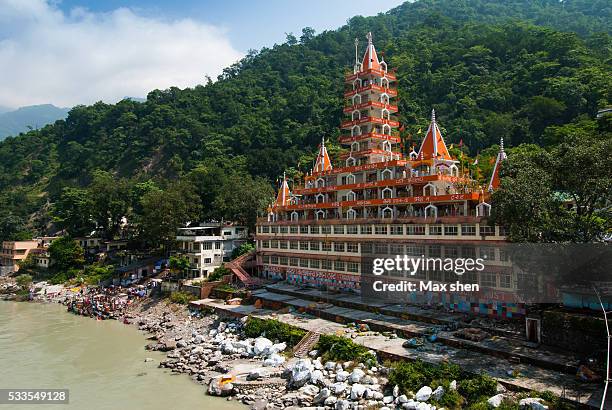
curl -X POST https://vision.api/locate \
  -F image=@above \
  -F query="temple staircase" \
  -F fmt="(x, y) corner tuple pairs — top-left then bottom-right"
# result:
(226, 250), (260, 288)
(292, 330), (320, 358)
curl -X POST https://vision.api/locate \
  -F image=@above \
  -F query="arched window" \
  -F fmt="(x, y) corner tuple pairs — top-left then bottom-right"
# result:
(352, 78), (362, 90)
(382, 187), (393, 199)
(315, 193), (325, 203)
(476, 202), (492, 217)
(352, 94), (362, 105)
(380, 93), (389, 104)
(346, 156), (356, 167)
(381, 77), (389, 88)
(449, 164), (459, 177)
(423, 183), (437, 196)
(346, 173), (356, 184)
(347, 208), (357, 220)
(316, 178), (325, 188)
(380, 61), (387, 73)
(382, 124), (391, 135)
(351, 125), (361, 136)
(315, 210), (326, 220)
(346, 191), (356, 201)
(381, 109), (390, 120)
(382, 206), (393, 219)
(352, 110), (361, 121)
(425, 204), (438, 219)
(409, 150), (418, 160)
(291, 211), (299, 221)
(381, 168), (393, 180)
(351, 141), (359, 152)
(382, 140), (392, 152)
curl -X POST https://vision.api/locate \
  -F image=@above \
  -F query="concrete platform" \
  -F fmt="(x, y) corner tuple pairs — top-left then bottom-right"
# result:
(190, 297), (609, 409)
(252, 289), (578, 375)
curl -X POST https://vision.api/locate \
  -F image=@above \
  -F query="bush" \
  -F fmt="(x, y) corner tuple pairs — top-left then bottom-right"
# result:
(458, 374), (498, 403)
(316, 334), (377, 365)
(387, 360), (462, 395)
(207, 266), (230, 282)
(215, 283), (237, 293)
(15, 274), (33, 289)
(244, 317), (306, 348)
(170, 291), (197, 305)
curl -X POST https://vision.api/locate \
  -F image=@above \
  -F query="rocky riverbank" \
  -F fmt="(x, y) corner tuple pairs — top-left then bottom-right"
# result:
(0, 278), (552, 409)
(126, 298), (544, 410)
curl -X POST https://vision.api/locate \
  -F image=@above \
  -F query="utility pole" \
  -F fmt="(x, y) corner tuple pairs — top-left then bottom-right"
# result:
(594, 285), (611, 410)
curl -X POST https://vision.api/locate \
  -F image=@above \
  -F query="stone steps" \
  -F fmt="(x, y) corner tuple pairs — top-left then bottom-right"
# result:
(293, 331), (320, 358)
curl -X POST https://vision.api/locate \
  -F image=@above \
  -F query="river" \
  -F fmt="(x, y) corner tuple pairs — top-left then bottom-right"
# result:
(0, 301), (242, 410)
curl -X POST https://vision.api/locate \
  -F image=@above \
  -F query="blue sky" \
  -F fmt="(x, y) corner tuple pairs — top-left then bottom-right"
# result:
(56, 0), (405, 51)
(0, 0), (404, 108)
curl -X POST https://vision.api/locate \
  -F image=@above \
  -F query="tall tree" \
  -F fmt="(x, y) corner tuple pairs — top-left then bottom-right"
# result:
(138, 182), (202, 254)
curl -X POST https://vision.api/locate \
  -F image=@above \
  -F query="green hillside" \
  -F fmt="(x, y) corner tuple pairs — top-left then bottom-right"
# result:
(0, 0), (610, 242)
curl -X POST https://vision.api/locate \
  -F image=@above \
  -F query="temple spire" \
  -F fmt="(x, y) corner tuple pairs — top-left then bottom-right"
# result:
(361, 32), (380, 70)
(417, 108), (451, 160)
(488, 138), (508, 192)
(274, 173), (291, 206)
(313, 137), (333, 173)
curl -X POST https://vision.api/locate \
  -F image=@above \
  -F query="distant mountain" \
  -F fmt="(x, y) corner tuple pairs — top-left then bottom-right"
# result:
(0, 104), (69, 140)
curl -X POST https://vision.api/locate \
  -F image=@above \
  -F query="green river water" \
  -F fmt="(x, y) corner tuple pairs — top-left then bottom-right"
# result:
(0, 301), (242, 410)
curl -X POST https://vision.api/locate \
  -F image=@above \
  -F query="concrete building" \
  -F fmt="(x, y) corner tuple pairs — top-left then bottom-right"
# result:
(255, 33), (519, 318)
(176, 223), (248, 279)
(0, 240), (39, 274)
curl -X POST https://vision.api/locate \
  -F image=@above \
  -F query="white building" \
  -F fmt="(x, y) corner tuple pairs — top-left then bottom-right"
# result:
(176, 223), (248, 278)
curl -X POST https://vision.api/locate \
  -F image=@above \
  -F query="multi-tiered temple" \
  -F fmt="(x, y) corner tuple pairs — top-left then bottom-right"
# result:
(255, 34), (510, 314)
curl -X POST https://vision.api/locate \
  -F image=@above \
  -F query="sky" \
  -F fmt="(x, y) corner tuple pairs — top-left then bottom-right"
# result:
(0, 0), (404, 109)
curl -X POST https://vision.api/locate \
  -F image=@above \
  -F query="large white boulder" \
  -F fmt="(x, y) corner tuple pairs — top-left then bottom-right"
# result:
(299, 384), (320, 397)
(349, 368), (366, 383)
(291, 358), (313, 387)
(393, 385), (400, 397)
(415, 386), (432, 402)
(332, 382), (347, 395)
(350, 384), (366, 400)
(519, 397), (549, 410)
(488, 394), (505, 408)
(268, 342), (287, 355)
(310, 369), (324, 385)
(336, 370), (350, 382)
(253, 337), (273, 356)
(431, 385), (444, 401)
(263, 353), (285, 367)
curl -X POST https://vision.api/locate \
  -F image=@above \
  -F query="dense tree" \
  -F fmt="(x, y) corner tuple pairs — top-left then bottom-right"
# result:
(212, 174), (275, 231)
(492, 118), (612, 242)
(48, 237), (85, 272)
(52, 187), (95, 236)
(137, 183), (202, 253)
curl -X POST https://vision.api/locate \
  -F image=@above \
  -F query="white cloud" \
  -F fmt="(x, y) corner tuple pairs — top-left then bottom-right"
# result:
(0, 0), (243, 108)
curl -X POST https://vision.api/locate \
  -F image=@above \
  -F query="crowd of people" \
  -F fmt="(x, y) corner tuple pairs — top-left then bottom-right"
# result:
(64, 282), (156, 320)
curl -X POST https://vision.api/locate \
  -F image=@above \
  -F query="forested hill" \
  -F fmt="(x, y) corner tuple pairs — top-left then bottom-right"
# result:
(0, 0), (610, 241)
